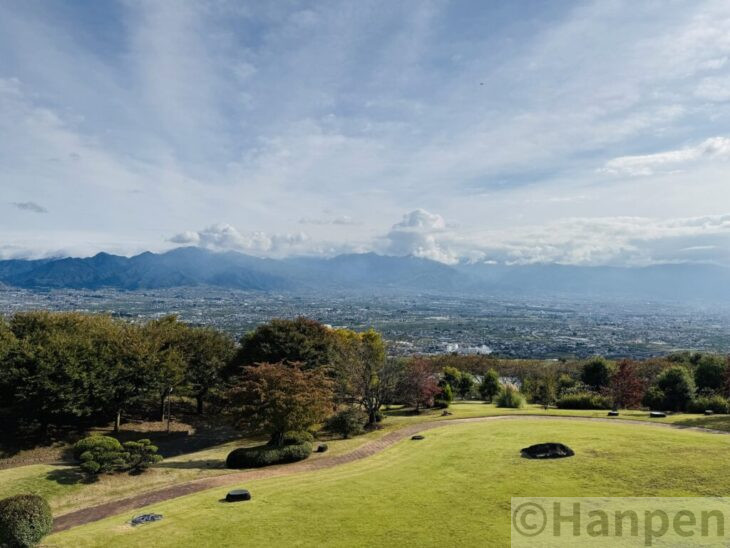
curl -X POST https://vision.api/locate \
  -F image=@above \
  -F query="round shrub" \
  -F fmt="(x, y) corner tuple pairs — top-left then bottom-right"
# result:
(687, 395), (729, 414)
(72, 435), (123, 460)
(556, 392), (611, 410)
(495, 385), (525, 409)
(325, 407), (367, 439)
(0, 494), (53, 547)
(226, 442), (313, 469)
(73, 435), (127, 475)
(282, 431), (314, 446)
(655, 366), (695, 412)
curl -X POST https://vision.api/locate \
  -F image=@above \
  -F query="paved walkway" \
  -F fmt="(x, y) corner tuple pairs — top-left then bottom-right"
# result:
(52, 414), (729, 533)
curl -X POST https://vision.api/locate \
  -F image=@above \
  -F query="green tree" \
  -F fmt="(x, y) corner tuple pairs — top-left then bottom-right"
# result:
(479, 369), (501, 402)
(457, 372), (475, 399)
(654, 366), (695, 411)
(181, 327), (235, 414)
(230, 317), (336, 375)
(694, 355), (725, 393)
(581, 356), (614, 391)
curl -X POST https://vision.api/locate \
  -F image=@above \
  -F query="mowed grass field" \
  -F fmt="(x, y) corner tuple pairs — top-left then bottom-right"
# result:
(46, 419), (730, 547)
(3, 402), (730, 518)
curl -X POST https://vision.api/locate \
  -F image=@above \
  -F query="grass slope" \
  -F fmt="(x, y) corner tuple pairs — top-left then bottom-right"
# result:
(47, 419), (730, 547)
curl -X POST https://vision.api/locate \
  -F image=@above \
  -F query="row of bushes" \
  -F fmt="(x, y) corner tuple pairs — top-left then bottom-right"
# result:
(556, 392), (611, 410)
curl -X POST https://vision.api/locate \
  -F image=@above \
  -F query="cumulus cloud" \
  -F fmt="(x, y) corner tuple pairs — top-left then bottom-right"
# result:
(169, 224), (311, 257)
(382, 209), (459, 264)
(600, 137), (730, 176)
(12, 201), (48, 213)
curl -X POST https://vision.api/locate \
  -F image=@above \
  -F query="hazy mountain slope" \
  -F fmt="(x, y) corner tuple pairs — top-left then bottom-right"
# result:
(1, 248), (729, 302)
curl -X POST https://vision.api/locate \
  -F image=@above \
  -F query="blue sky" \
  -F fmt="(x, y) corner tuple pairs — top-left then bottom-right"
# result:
(2, 0), (730, 266)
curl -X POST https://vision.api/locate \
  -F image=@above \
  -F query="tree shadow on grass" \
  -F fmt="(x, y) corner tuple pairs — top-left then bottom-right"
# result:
(670, 415), (730, 431)
(46, 467), (96, 485)
(155, 459), (226, 470)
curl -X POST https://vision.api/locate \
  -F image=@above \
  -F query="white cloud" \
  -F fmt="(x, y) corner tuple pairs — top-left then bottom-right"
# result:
(382, 209), (458, 264)
(695, 75), (730, 101)
(600, 137), (730, 176)
(169, 224), (312, 257)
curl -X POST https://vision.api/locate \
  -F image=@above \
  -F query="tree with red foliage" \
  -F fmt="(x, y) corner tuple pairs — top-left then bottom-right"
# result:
(226, 362), (334, 446)
(609, 359), (645, 409)
(398, 357), (442, 413)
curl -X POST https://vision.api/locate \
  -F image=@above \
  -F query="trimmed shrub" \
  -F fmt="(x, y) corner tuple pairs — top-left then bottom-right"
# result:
(479, 369), (501, 402)
(73, 435), (127, 475)
(0, 494), (53, 547)
(687, 395), (729, 414)
(495, 385), (525, 409)
(325, 407), (367, 439)
(123, 439), (163, 472)
(556, 392), (611, 410)
(642, 386), (666, 410)
(226, 442), (312, 469)
(72, 435), (123, 460)
(281, 431), (314, 446)
(581, 356), (614, 390)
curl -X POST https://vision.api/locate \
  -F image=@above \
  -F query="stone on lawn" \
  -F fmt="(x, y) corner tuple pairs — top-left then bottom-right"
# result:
(521, 443), (574, 459)
(705, 410), (714, 416)
(411, 435), (425, 440)
(608, 411), (619, 417)
(226, 489), (251, 502)
(316, 443), (328, 453)
(649, 411), (666, 418)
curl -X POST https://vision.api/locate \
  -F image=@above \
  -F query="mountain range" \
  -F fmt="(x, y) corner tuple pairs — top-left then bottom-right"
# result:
(1, 247), (729, 303)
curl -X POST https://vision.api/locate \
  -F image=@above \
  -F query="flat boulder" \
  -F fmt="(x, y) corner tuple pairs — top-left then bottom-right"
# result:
(649, 411), (666, 418)
(607, 411), (619, 417)
(521, 443), (574, 459)
(316, 443), (328, 453)
(225, 489), (251, 502)
(411, 435), (425, 440)
(705, 410), (714, 416)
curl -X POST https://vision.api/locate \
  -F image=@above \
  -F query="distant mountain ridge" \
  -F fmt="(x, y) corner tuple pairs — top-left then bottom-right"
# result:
(1, 247), (729, 303)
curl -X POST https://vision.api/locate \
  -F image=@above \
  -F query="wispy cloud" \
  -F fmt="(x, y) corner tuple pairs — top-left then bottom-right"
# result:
(12, 201), (47, 213)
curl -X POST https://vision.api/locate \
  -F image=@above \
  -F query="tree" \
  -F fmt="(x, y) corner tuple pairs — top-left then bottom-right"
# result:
(334, 329), (394, 425)
(325, 407), (367, 439)
(230, 317), (336, 375)
(479, 369), (500, 402)
(581, 356), (614, 391)
(142, 316), (188, 421)
(441, 366), (461, 393)
(397, 357), (441, 413)
(457, 372), (475, 399)
(181, 327), (235, 414)
(694, 355), (725, 393)
(226, 362), (334, 446)
(533, 372), (557, 409)
(654, 366), (695, 411)
(609, 359), (645, 409)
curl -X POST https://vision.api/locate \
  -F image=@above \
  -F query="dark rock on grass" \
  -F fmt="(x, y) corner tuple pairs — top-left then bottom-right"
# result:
(521, 443), (574, 459)
(411, 435), (425, 440)
(441, 410), (453, 416)
(225, 489), (251, 502)
(131, 514), (163, 526)
(705, 410), (714, 416)
(649, 411), (667, 418)
(316, 444), (328, 453)
(608, 411), (619, 417)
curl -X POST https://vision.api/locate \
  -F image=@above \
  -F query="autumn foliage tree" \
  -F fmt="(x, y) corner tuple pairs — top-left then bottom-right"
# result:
(398, 357), (441, 413)
(226, 362), (334, 447)
(609, 359), (645, 409)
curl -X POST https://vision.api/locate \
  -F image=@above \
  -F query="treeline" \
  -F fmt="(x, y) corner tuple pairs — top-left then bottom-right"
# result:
(427, 352), (730, 412)
(2, 311), (729, 443)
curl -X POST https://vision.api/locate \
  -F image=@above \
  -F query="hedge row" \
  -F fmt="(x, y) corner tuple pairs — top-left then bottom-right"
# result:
(226, 442), (313, 469)
(556, 392), (611, 410)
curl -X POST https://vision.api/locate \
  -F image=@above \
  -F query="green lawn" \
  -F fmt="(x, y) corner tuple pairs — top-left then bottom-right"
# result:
(3, 402), (730, 518)
(47, 418), (730, 547)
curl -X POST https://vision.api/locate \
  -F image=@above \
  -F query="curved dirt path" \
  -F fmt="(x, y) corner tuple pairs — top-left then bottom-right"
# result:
(52, 415), (730, 533)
